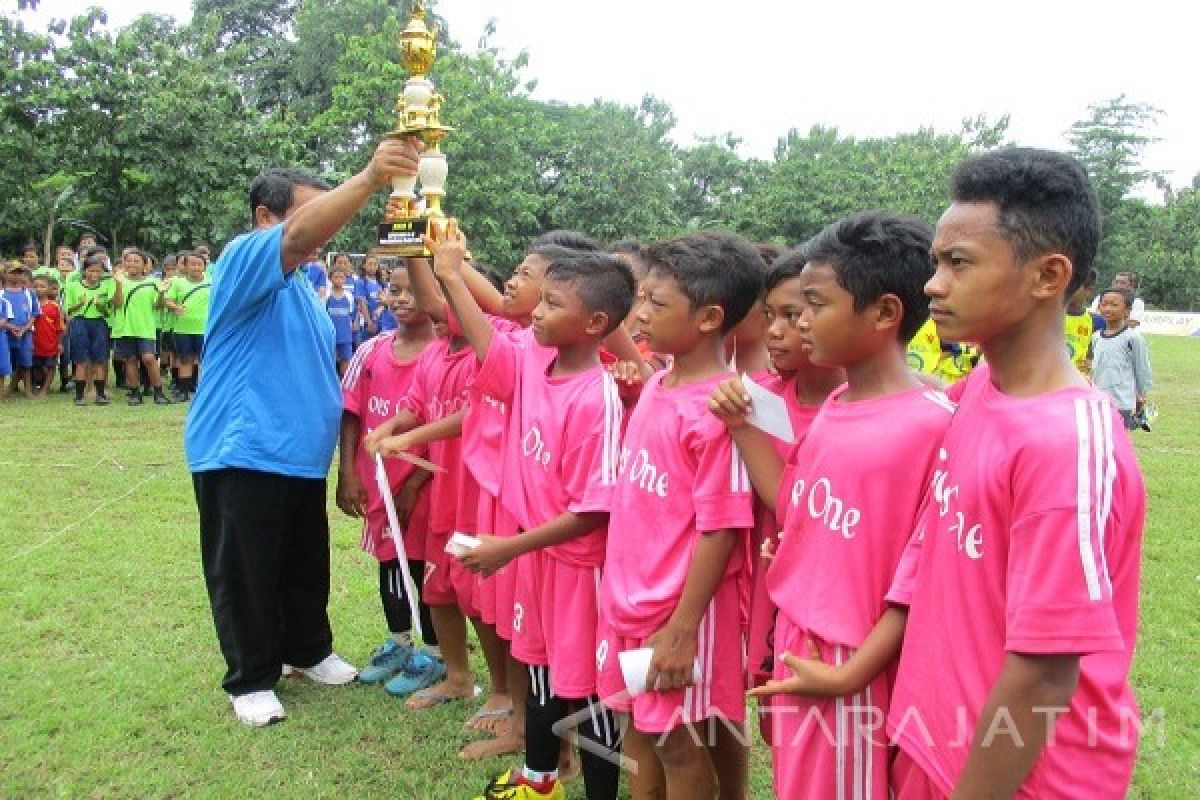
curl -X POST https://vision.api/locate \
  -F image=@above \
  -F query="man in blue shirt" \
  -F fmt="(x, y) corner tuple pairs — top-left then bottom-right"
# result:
(185, 137), (421, 727)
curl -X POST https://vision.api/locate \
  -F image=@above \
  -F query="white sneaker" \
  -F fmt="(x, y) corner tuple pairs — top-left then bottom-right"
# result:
(230, 690), (286, 727)
(284, 653), (358, 685)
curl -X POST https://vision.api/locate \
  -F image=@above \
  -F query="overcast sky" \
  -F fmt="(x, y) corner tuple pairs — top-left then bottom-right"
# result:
(10, 0), (1197, 194)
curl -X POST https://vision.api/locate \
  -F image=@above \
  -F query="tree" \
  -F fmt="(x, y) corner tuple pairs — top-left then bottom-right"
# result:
(1068, 96), (1163, 220)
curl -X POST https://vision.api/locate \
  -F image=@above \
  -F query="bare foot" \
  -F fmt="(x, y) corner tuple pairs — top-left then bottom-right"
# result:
(458, 732), (524, 761)
(464, 692), (513, 733)
(405, 678), (478, 710)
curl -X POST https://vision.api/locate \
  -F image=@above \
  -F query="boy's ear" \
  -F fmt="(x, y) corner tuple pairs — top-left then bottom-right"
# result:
(1029, 253), (1074, 300)
(697, 303), (725, 334)
(873, 293), (904, 334)
(253, 205), (280, 228)
(585, 310), (610, 337)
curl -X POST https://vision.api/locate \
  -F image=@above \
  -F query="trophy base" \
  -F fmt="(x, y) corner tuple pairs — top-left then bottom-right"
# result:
(377, 219), (430, 257)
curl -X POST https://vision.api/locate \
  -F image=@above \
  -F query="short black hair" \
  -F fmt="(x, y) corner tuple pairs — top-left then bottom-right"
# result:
(531, 230), (601, 253)
(541, 247), (636, 336)
(756, 243), (785, 268)
(801, 211), (935, 342)
(122, 248), (147, 264)
(248, 168), (331, 223)
(1100, 288), (1134, 309)
(82, 252), (106, 270)
(642, 231), (765, 333)
(764, 248), (807, 295)
(609, 239), (649, 281)
(21, 243), (38, 255)
(1113, 270), (1138, 288)
(950, 147), (1102, 297)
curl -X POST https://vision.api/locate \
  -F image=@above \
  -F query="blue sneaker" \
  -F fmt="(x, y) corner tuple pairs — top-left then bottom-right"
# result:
(357, 639), (413, 685)
(384, 648), (447, 697)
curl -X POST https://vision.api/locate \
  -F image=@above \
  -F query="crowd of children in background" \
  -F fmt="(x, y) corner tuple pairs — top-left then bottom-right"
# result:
(318, 148), (1149, 800)
(1, 236), (213, 405)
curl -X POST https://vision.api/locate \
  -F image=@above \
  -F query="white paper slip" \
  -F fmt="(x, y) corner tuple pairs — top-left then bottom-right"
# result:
(741, 372), (795, 444)
(617, 647), (703, 697)
(445, 532), (482, 557)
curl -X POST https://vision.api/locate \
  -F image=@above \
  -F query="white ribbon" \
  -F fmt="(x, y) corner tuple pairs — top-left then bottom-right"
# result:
(375, 453), (424, 641)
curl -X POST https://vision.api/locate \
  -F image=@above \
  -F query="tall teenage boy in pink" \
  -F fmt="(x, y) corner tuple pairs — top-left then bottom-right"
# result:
(432, 225), (634, 800)
(710, 212), (955, 800)
(598, 232), (764, 800)
(884, 148), (1145, 799)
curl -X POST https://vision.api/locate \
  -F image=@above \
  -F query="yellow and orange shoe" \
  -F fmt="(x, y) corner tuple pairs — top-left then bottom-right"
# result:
(473, 769), (565, 800)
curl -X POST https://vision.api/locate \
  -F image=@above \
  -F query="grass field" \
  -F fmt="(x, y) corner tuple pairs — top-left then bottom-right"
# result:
(1, 336), (1197, 799)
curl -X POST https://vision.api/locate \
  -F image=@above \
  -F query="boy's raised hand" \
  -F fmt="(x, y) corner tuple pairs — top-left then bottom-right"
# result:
(423, 219), (468, 281)
(708, 376), (753, 429)
(746, 637), (851, 699)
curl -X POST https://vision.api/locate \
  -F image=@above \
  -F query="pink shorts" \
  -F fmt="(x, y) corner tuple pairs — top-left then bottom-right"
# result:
(746, 518), (779, 688)
(766, 616), (891, 800)
(361, 484), (431, 562)
(510, 552), (604, 699)
(423, 530), (479, 616)
(596, 576), (746, 734)
(510, 551), (548, 666)
(473, 495), (521, 639)
(891, 749), (947, 800)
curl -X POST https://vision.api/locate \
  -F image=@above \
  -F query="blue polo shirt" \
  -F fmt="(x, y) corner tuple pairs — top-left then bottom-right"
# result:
(185, 224), (341, 479)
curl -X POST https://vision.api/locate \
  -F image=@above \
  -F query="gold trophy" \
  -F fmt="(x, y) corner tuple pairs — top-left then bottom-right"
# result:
(377, 0), (453, 256)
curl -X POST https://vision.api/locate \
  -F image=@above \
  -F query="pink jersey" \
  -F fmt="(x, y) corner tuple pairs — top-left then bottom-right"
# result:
(746, 371), (824, 683)
(399, 337), (477, 535)
(601, 370), (755, 638)
(472, 327), (624, 567)
(767, 384), (955, 647)
(886, 366), (1145, 799)
(341, 333), (431, 560)
(460, 312), (525, 497)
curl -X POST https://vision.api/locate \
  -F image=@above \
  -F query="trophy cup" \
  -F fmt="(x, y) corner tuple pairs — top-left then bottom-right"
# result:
(377, 0), (453, 256)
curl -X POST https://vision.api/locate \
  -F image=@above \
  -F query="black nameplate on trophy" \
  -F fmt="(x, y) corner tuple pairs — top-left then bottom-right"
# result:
(377, 219), (429, 256)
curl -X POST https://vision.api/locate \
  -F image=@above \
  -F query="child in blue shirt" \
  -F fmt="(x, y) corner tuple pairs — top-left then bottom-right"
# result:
(0, 292), (12, 396)
(4, 266), (41, 398)
(326, 264), (357, 376)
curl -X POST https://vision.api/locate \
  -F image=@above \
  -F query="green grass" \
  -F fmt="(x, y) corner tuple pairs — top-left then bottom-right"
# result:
(1, 337), (1197, 798)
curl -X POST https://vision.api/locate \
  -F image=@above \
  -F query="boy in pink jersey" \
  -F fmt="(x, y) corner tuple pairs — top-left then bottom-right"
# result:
(361, 263), (486, 709)
(740, 251), (844, 696)
(881, 149), (1145, 799)
(597, 231), (764, 800)
(335, 268), (442, 692)
(710, 212), (952, 800)
(429, 224), (635, 800)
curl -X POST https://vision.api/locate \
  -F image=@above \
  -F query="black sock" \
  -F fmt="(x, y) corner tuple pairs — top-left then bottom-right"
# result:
(75, 379), (86, 400)
(525, 665), (569, 775)
(575, 696), (621, 800)
(93, 379), (106, 397)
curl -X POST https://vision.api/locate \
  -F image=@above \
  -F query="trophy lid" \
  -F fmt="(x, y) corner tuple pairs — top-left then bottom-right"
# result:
(400, 1), (438, 77)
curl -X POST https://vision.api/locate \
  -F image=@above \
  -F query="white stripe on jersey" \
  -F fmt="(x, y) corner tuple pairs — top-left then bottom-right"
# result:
(600, 373), (622, 486)
(922, 389), (958, 414)
(1094, 398), (1116, 594)
(341, 333), (386, 390)
(1073, 398), (1104, 601)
